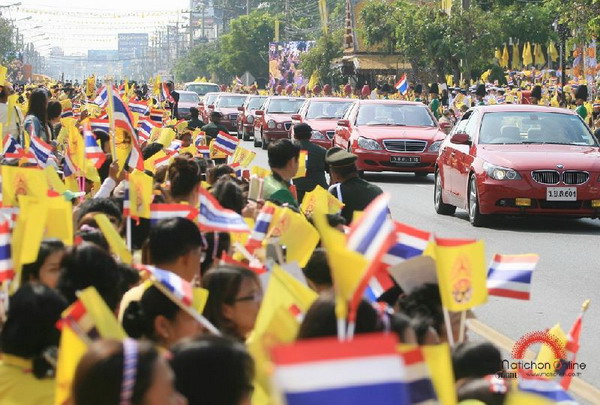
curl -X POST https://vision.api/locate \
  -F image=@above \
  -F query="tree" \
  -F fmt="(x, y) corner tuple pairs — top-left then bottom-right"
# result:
(174, 41), (220, 82)
(0, 17), (16, 64)
(300, 29), (344, 86)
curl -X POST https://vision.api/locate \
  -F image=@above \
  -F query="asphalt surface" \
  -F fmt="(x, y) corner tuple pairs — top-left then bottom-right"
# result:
(245, 139), (600, 389)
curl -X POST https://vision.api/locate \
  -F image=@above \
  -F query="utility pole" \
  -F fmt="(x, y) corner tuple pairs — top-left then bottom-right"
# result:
(189, 7), (194, 50)
(246, 0), (249, 15)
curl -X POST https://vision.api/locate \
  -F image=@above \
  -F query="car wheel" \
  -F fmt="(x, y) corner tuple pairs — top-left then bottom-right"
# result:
(261, 132), (268, 150)
(468, 174), (488, 227)
(253, 131), (261, 148)
(415, 172), (429, 178)
(243, 129), (251, 141)
(434, 170), (456, 215)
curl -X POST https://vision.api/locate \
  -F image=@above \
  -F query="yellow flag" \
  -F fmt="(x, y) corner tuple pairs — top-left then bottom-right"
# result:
(293, 150), (308, 179)
(505, 391), (554, 405)
(44, 166), (68, 194)
(54, 325), (88, 405)
(523, 42), (533, 67)
(534, 43), (546, 66)
(45, 196), (74, 246)
(501, 44), (510, 68)
(67, 123), (85, 171)
(301, 185), (344, 216)
(422, 344), (457, 405)
(157, 127), (176, 147)
(175, 120), (189, 133)
(548, 41), (559, 62)
(250, 165), (271, 178)
(268, 207), (319, 267)
(512, 43), (521, 69)
(494, 48), (502, 60)
(78, 286), (127, 339)
(144, 149), (170, 173)
(232, 145), (256, 168)
(1, 166), (49, 207)
(17, 196), (49, 265)
(94, 213), (132, 264)
(535, 323), (567, 367)
(434, 239), (488, 311)
(193, 287), (209, 314)
(128, 169), (154, 219)
(308, 71), (319, 89)
(0, 65), (6, 86)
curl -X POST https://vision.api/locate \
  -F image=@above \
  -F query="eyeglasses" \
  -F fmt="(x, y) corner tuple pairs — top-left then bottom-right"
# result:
(234, 292), (263, 303)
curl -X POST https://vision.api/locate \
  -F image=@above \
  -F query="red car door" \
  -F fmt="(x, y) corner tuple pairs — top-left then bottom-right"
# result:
(453, 112), (480, 203)
(443, 112), (472, 196)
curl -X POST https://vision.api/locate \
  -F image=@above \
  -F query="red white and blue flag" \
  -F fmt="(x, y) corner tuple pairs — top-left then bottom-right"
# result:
(149, 108), (164, 125)
(94, 85), (108, 107)
(518, 378), (576, 403)
(486, 253), (538, 300)
(128, 97), (149, 115)
(30, 130), (54, 168)
(271, 334), (410, 405)
(89, 118), (110, 134)
(395, 73), (408, 95)
(198, 187), (249, 233)
(246, 203), (276, 251)
(137, 117), (156, 142)
(161, 82), (175, 103)
(166, 139), (183, 153)
(62, 149), (79, 177)
(61, 106), (74, 118)
(110, 92), (144, 171)
(141, 265), (193, 307)
(400, 347), (437, 405)
(559, 303), (587, 390)
(382, 222), (431, 267)
(84, 123), (106, 169)
(213, 131), (239, 156)
(0, 219), (14, 282)
(149, 204), (198, 226)
(2, 135), (22, 155)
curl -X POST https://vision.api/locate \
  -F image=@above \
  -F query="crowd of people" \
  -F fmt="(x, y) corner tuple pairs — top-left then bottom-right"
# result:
(0, 74), (589, 405)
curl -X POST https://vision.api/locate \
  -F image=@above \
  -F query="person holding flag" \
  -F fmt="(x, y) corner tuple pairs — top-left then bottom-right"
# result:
(263, 139), (301, 208)
(291, 123), (328, 204)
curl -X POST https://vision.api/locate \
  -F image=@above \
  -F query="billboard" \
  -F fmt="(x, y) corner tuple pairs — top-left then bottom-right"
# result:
(268, 41), (315, 88)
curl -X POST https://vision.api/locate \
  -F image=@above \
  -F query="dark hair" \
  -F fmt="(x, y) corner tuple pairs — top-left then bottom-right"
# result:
(27, 88), (48, 125)
(457, 377), (507, 405)
(207, 164), (234, 185)
(168, 157), (201, 200)
(302, 248), (332, 288)
(47, 100), (62, 121)
(171, 335), (255, 405)
(211, 177), (245, 214)
(75, 198), (123, 228)
(390, 312), (414, 344)
(452, 341), (503, 381)
(72, 339), (158, 405)
(397, 283), (444, 335)
(297, 293), (381, 339)
(57, 243), (125, 312)
(410, 315), (436, 345)
(76, 228), (110, 251)
(142, 142), (164, 160)
(148, 217), (203, 265)
(201, 232), (231, 276)
(189, 107), (199, 117)
(326, 213), (346, 228)
(201, 265), (259, 340)
(293, 123), (312, 140)
(122, 285), (181, 341)
(20, 239), (65, 285)
(93, 130), (110, 151)
(1, 284), (67, 378)
(268, 139), (301, 169)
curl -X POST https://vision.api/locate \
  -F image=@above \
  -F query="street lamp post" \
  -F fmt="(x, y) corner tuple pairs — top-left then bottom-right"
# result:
(554, 21), (570, 105)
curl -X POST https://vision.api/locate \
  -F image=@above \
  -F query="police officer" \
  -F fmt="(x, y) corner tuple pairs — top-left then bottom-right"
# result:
(201, 111), (230, 143)
(291, 123), (328, 204)
(326, 148), (383, 224)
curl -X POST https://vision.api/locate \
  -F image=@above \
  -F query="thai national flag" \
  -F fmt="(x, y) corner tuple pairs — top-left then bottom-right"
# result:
(62, 150), (79, 177)
(214, 131), (239, 156)
(128, 97), (149, 115)
(61, 107), (74, 118)
(400, 347), (437, 404)
(83, 122), (106, 169)
(161, 82), (175, 103)
(196, 145), (210, 157)
(395, 73), (408, 95)
(0, 219), (14, 282)
(271, 333), (410, 405)
(30, 131), (54, 168)
(140, 265), (193, 306)
(89, 118), (110, 134)
(246, 203), (276, 251)
(197, 187), (250, 233)
(486, 253), (538, 300)
(2, 135), (22, 154)
(94, 85), (108, 107)
(137, 117), (156, 142)
(59, 299), (100, 340)
(382, 222), (431, 267)
(149, 204), (198, 226)
(149, 108), (164, 125)
(111, 92), (137, 135)
(236, 76), (243, 85)
(166, 140), (183, 153)
(518, 378), (576, 403)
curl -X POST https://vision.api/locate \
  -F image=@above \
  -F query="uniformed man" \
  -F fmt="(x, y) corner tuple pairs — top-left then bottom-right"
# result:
(429, 83), (441, 119)
(414, 84), (424, 103)
(326, 148), (383, 224)
(263, 138), (300, 208)
(475, 84), (486, 106)
(574, 85), (588, 122)
(291, 123), (328, 204)
(201, 111), (230, 144)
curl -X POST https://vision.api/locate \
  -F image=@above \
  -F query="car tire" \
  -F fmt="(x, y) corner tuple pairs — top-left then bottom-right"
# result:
(434, 170), (456, 215)
(253, 131), (261, 148)
(243, 129), (251, 141)
(468, 174), (488, 227)
(261, 132), (268, 150)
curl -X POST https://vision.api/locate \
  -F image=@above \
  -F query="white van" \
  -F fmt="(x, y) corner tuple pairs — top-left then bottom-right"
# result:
(184, 82), (220, 98)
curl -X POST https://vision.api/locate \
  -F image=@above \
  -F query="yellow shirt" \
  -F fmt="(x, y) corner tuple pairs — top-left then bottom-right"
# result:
(0, 355), (55, 405)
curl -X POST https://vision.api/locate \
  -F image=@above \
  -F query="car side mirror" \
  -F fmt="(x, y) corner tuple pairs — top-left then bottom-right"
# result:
(255, 110), (264, 116)
(237, 106), (245, 112)
(291, 114), (302, 121)
(208, 104), (215, 109)
(450, 132), (470, 145)
(439, 122), (452, 130)
(337, 119), (350, 127)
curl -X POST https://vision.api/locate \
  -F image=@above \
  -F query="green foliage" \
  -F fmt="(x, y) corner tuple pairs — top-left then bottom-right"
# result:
(174, 41), (220, 82)
(300, 29), (344, 86)
(0, 18), (16, 64)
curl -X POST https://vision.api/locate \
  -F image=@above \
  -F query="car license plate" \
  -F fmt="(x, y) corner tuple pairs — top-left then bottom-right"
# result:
(390, 156), (420, 163)
(546, 187), (577, 201)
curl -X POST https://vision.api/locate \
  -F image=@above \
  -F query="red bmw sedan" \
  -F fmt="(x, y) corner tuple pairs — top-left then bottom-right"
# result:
(333, 100), (446, 176)
(434, 105), (600, 226)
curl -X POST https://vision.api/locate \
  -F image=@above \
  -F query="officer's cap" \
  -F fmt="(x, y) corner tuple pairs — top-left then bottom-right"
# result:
(326, 148), (357, 167)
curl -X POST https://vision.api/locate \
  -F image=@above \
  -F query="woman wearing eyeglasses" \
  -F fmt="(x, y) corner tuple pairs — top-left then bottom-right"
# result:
(202, 265), (262, 342)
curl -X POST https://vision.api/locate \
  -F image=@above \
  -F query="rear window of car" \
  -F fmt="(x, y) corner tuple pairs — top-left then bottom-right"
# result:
(187, 84), (220, 96)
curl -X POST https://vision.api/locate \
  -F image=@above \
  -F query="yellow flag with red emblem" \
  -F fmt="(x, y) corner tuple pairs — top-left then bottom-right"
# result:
(433, 238), (488, 311)
(300, 185), (344, 216)
(267, 207), (319, 267)
(128, 170), (153, 219)
(231, 145), (256, 168)
(250, 165), (271, 178)
(1, 166), (49, 207)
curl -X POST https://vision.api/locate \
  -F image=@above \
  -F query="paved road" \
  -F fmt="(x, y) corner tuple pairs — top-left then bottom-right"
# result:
(244, 139), (600, 388)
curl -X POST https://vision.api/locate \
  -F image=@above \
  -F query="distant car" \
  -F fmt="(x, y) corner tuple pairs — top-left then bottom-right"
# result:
(199, 92), (221, 123)
(212, 93), (248, 133)
(237, 95), (267, 141)
(434, 104), (600, 226)
(333, 100), (445, 176)
(184, 82), (220, 99)
(253, 96), (306, 149)
(291, 97), (353, 149)
(176, 91), (200, 120)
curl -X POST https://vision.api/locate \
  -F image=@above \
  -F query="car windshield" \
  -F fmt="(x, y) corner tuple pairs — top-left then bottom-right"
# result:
(306, 101), (353, 119)
(217, 96), (246, 108)
(204, 94), (218, 106)
(356, 104), (436, 126)
(187, 84), (220, 96)
(266, 98), (304, 113)
(479, 112), (598, 146)
(179, 93), (199, 103)
(247, 97), (266, 110)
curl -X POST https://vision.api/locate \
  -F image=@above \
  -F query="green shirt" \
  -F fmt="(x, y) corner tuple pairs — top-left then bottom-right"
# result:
(429, 98), (441, 119)
(263, 173), (298, 208)
(575, 104), (587, 120)
(201, 122), (229, 141)
(329, 176), (384, 224)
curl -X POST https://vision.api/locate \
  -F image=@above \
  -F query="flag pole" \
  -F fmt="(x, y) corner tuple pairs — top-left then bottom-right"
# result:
(126, 216), (132, 252)
(443, 307), (455, 346)
(458, 310), (467, 343)
(106, 78), (117, 159)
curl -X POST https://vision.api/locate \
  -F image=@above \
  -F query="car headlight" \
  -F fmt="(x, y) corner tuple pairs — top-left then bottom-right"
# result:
(357, 136), (383, 150)
(428, 140), (442, 153)
(246, 115), (254, 124)
(311, 130), (327, 140)
(483, 162), (521, 180)
(267, 119), (276, 129)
